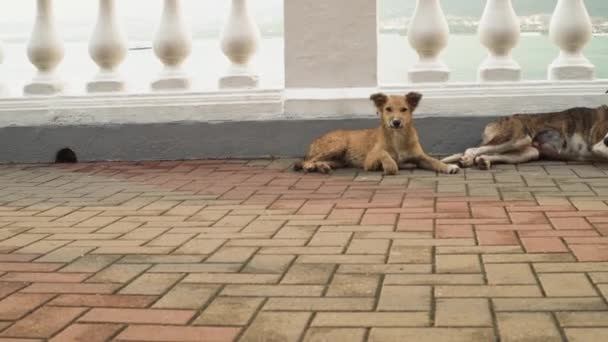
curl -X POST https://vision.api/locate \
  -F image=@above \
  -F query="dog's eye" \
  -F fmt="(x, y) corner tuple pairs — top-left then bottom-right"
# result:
(401, 108), (408, 113)
(385, 107), (393, 112)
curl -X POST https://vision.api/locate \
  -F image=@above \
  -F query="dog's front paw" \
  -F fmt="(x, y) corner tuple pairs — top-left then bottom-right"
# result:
(459, 155), (475, 168)
(383, 163), (398, 176)
(316, 162), (333, 174)
(475, 156), (492, 170)
(445, 164), (460, 174)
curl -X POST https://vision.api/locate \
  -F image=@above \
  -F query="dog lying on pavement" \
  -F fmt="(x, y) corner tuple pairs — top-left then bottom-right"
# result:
(294, 92), (460, 175)
(442, 105), (608, 169)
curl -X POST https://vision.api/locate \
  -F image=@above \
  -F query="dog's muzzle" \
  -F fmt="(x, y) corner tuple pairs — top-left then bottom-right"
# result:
(390, 119), (403, 129)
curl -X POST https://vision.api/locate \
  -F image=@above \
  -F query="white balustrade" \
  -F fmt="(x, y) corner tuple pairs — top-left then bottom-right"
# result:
(219, 0), (261, 89)
(88, 0), (128, 93)
(478, 0), (521, 82)
(407, 0), (450, 83)
(152, 0), (192, 91)
(24, 0), (65, 96)
(548, 0), (594, 80)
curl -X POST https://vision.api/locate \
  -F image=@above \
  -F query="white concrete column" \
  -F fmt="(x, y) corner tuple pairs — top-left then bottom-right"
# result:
(478, 0), (521, 82)
(0, 39), (6, 96)
(87, 0), (128, 93)
(219, 0), (261, 89)
(24, 0), (65, 96)
(408, 0), (450, 83)
(548, 0), (594, 80)
(284, 0), (377, 88)
(152, 0), (192, 91)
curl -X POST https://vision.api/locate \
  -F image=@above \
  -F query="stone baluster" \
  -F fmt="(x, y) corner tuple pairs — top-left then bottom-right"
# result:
(478, 0), (521, 82)
(24, 0), (65, 96)
(152, 0), (192, 91)
(88, 0), (128, 93)
(407, 0), (450, 83)
(548, 0), (594, 80)
(219, 0), (261, 88)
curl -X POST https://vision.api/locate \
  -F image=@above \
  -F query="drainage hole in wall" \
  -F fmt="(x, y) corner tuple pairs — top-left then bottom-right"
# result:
(55, 148), (78, 164)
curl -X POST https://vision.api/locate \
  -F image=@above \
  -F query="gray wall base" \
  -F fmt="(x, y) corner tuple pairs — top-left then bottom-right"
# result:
(0, 117), (494, 164)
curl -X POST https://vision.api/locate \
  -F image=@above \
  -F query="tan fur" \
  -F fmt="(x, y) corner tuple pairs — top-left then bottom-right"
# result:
(443, 105), (608, 169)
(294, 92), (459, 175)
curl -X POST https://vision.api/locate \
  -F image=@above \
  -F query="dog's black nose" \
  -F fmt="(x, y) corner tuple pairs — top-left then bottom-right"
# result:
(604, 137), (608, 146)
(391, 119), (402, 128)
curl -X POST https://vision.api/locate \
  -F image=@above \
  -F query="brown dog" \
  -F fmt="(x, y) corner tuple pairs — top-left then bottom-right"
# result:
(442, 105), (608, 169)
(294, 92), (460, 175)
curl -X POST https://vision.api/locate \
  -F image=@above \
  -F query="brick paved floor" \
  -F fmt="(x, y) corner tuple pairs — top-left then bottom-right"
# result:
(1, 160), (608, 341)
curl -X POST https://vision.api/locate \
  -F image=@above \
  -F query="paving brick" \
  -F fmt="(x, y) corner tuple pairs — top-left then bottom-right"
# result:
(550, 217), (593, 230)
(539, 273), (597, 297)
(556, 312), (608, 327)
(303, 328), (366, 342)
(0, 306), (86, 339)
(59, 255), (120, 273)
(183, 273), (280, 284)
(435, 285), (542, 297)
(0, 263), (62, 273)
(388, 246), (431, 264)
(153, 284), (219, 309)
(435, 225), (474, 238)
(521, 237), (568, 253)
(368, 328), (495, 342)
(497, 313), (562, 342)
(221, 285), (324, 297)
(0, 293), (54, 320)
(509, 211), (548, 224)
(385, 274), (484, 285)
(476, 231), (518, 246)
(1, 272), (89, 283)
(119, 273), (182, 295)
(281, 264), (335, 285)
(49, 323), (123, 342)
(194, 297), (263, 326)
(436, 254), (481, 273)
(346, 239), (389, 254)
(493, 298), (607, 311)
(264, 297), (374, 311)
(378, 285), (430, 311)
(149, 263), (241, 273)
(174, 239), (225, 254)
(565, 328), (608, 342)
(205, 246), (257, 263)
(338, 264), (431, 274)
(86, 263), (149, 283)
(240, 312), (311, 342)
(312, 312), (429, 327)
(435, 298), (491, 327)
(326, 274), (380, 297)
(242, 254), (295, 274)
(20, 281), (120, 294)
(297, 255), (385, 264)
(484, 263), (537, 284)
(50, 294), (156, 308)
(569, 244), (608, 261)
(115, 325), (240, 342)
(79, 308), (195, 324)
(533, 262), (608, 273)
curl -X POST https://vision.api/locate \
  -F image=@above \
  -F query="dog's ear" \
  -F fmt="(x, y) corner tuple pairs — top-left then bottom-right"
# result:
(406, 92), (423, 110)
(370, 93), (388, 110)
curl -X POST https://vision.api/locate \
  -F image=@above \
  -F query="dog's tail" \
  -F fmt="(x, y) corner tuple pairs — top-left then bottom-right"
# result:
(293, 160), (304, 171)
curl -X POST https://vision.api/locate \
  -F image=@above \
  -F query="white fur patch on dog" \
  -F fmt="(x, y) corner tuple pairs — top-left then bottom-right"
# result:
(592, 134), (608, 159)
